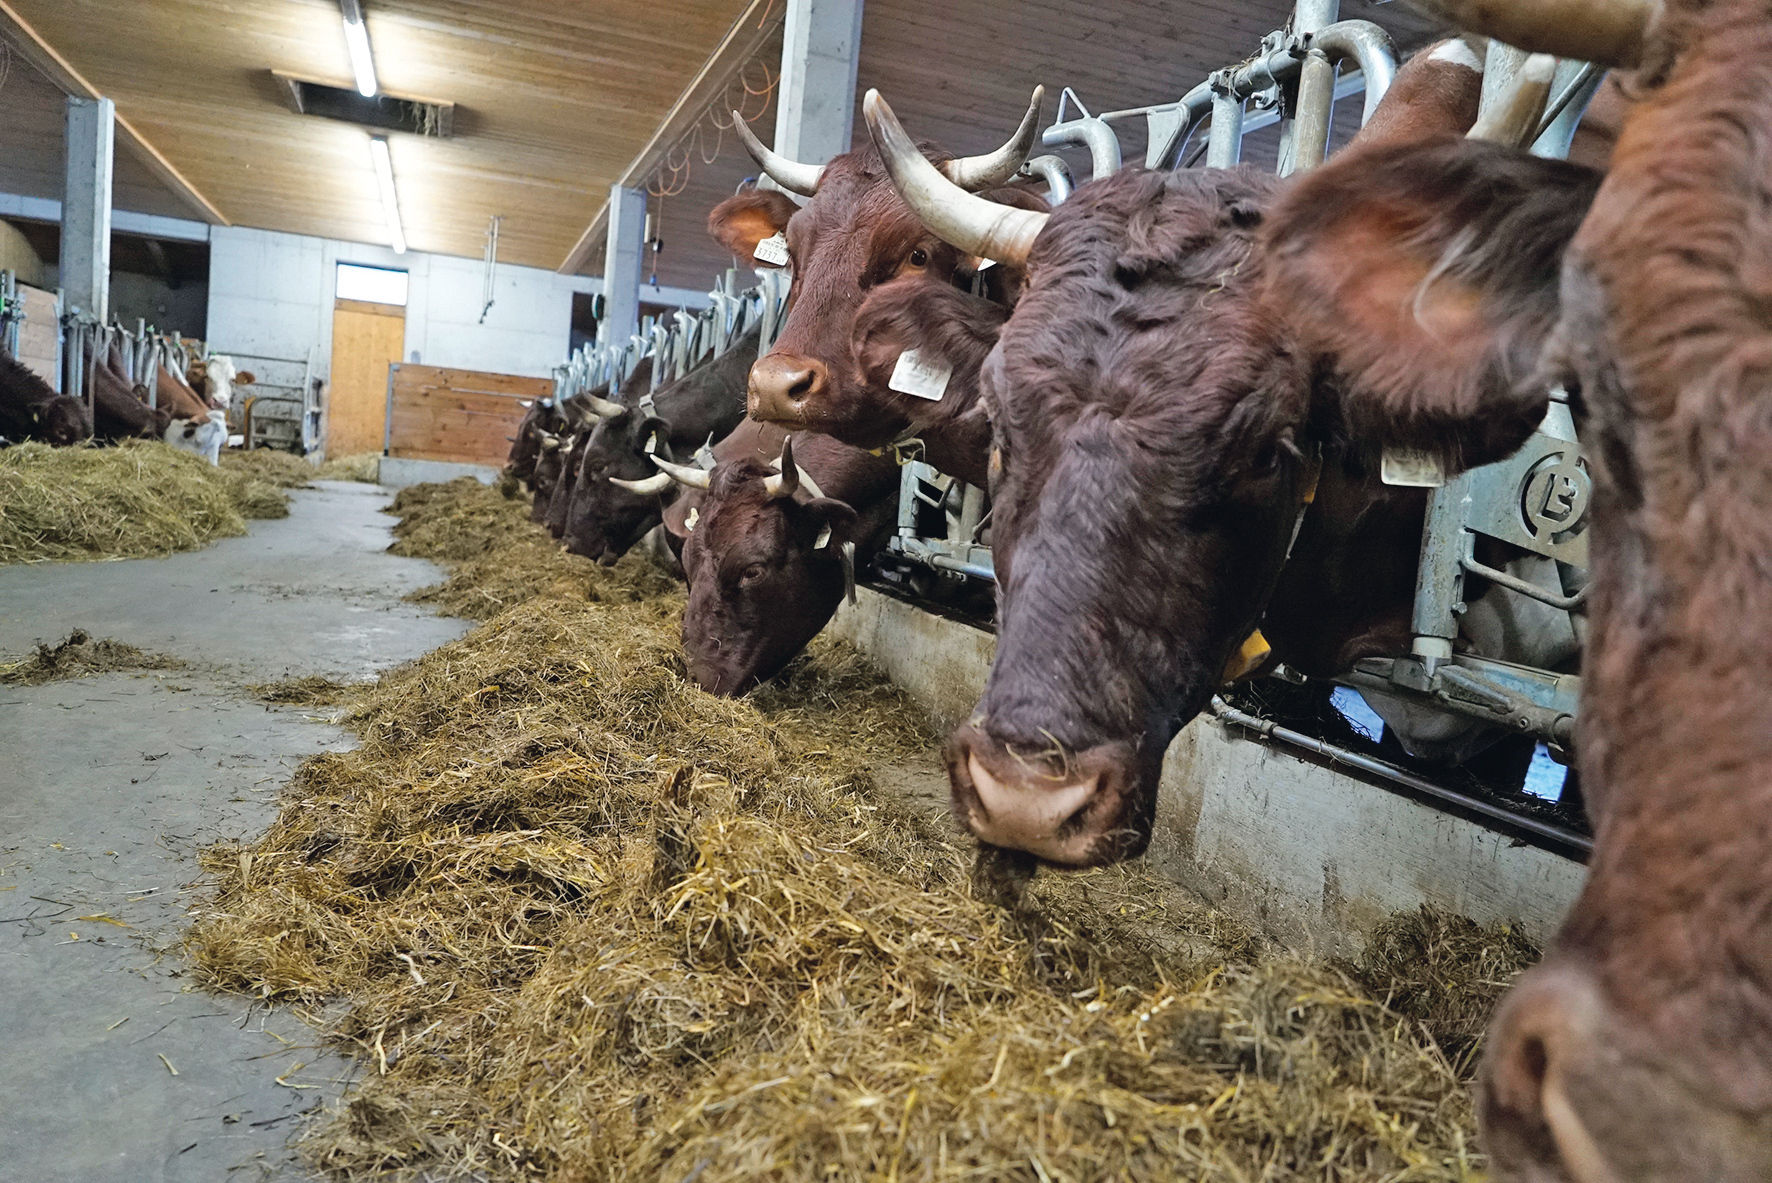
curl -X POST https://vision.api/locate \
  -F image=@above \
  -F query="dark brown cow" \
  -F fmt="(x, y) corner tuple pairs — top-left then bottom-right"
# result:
(504, 397), (562, 488)
(0, 353), (91, 446)
(540, 357), (654, 536)
(650, 432), (899, 694)
(86, 351), (171, 441)
(864, 40), (1529, 866)
(709, 94), (1044, 447)
(1276, 2), (1772, 1179)
(563, 327), (758, 565)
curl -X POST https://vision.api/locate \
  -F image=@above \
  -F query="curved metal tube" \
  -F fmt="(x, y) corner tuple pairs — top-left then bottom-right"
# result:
(1311, 20), (1398, 125)
(1039, 117), (1121, 180)
(1020, 155), (1074, 203)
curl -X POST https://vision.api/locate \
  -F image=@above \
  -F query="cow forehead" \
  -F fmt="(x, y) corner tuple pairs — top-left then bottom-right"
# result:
(792, 160), (938, 263)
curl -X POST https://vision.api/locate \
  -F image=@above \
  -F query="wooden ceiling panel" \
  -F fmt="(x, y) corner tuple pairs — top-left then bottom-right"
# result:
(0, 0), (756, 267)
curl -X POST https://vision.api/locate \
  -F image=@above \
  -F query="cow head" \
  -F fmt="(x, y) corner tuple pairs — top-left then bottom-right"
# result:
(505, 397), (558, 485)
(39, 396), (94, 447)
(658, 438), (861, 695)
(562, 405), (675, 564)
(711, 92), (1043, 440)
(863, 52), (1574, 867)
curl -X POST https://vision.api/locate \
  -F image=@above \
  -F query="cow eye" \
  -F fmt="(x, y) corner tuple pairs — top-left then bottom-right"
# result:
(908, 247), (929, 268)
(740, 563), (767, 584)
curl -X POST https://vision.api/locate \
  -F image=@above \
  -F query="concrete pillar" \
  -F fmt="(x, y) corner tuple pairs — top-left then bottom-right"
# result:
(62, 96), (115, 321)
(772, 0), (865, 167)
(600, 184), (645, 348)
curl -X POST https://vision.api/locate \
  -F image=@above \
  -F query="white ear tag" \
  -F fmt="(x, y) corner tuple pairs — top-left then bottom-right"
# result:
(975, 257), (998, 272)
(889, 349), (952, 402)
(814, 524), (832, 550)
(753, 233), (789, 267)
(685, 506), (700, 532)
(1381, 446), (1447, 488)
(644, 432), (660, 455)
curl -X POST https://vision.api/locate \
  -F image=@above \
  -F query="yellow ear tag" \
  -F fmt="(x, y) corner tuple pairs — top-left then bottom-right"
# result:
(1221, 629), (1272, 683)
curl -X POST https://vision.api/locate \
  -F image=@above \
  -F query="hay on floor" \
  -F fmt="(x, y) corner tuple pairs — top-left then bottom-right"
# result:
(1, 440), (290, 564)
(0, 628), (185, 685)
(248, 674), (363, 707)
(187, 479), (1537, 1182)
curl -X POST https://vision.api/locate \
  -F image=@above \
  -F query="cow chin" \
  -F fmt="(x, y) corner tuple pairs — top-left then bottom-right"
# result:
(945, 725), (1154, 868)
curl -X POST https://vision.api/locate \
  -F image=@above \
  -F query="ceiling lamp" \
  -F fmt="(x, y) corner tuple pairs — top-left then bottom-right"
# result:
(339, 0), (378, 98)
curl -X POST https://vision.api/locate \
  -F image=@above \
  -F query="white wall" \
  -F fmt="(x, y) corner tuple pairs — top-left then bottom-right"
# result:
(206, 226), (604, 380)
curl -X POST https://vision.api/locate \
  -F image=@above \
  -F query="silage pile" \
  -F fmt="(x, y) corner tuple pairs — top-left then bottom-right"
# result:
(186, 480), (1535, 1182)
(0, 440), (290, 564)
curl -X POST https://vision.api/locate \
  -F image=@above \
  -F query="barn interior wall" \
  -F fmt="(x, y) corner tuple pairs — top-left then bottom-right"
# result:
(0, 220), (48, 288)
(206, 226), (605, 383)
(107, 270), (209, 339)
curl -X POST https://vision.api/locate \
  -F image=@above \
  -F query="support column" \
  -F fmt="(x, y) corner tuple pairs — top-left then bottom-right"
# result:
(599, 184), (645, 348)
(62, 96), (115, 321)
(772, 0), (865, 167)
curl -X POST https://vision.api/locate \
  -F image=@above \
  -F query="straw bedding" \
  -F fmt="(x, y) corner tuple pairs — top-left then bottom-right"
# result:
(1, 440), (290, 564)
(186, 479), (1537, 1181)
(0, 628), (185, 685)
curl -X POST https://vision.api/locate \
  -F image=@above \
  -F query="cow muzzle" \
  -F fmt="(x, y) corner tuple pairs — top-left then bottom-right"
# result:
(945, 726), (1149, 867)
(748, 354), (828, 426)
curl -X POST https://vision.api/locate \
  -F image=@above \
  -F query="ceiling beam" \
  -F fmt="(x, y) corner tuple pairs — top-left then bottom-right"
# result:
(557, 0), (781, 275)
(0, 1), (231, 226)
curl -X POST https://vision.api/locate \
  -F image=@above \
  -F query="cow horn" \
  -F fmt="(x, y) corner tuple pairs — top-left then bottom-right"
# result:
(1404, 0), (1654, 67)
(942, 86), (1045, 191)
(651, 455), (713, 490)
(540, 434), (563, 451)
(1467, 53), (1559, 146)
(584, 393), (626, 419)
(610, 471), (675, 495)
(864, 89), (1050, 269)
(732, 112), (824, 198)
(763, 437), (802, 499)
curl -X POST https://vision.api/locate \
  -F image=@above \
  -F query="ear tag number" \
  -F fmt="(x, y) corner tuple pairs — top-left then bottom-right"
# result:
(1381, 446), (1446, 488)
(753, 234), (789, 267)
(889, 349), (952, 402)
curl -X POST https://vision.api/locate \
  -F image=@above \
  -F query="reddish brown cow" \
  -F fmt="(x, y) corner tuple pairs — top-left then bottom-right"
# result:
(650, 432), (899, 694)
(864, 40), (1531, 865)
(710, 94), (1044, 448)
(0, 353), (91, 446)
(1274, 2), (1772, 1178)
(85, 352), (171, 441)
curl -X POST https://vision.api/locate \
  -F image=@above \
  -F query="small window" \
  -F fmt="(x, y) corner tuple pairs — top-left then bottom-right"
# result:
(337, 263), (408, 306)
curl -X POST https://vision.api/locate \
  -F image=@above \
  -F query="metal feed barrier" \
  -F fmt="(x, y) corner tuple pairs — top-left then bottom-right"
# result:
(878, 1), (1606, 781)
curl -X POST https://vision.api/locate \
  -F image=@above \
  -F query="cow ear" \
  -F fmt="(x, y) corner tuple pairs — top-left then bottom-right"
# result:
(707, 190), (798, 265)
(799, 496), (858, 548)
(1264, 138), (1601, 473)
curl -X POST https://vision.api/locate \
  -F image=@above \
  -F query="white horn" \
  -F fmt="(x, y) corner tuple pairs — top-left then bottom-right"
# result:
(584, 393), (626, 419)
(610, 471), (675, 495)
(651, 455), (713, 490)
(539, 434), (563, 451)
(864, 89), (1050, 269)
(763, 437), (802, 499)
(1405, 0), (1655, 67)
(1468, 53), (1559, 147)
(732, 113), (825, 198)
(943, 86), (1045, 191)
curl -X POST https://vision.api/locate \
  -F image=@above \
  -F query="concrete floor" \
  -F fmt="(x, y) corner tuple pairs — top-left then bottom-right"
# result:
(0, 481), (469, 1181)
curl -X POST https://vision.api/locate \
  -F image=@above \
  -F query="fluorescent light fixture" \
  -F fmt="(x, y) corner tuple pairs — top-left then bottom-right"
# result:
(339, 0), (378, 98)
(369, 136), (406, 254)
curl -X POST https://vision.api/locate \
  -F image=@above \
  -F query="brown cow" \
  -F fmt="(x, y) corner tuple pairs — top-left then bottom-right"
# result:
(648, 432), (899, 694)
(710, 93), (1044, 450)
(865, 39), (1541, 865)
(1274, 1), (1772, 1179)
(0, 353), (91, 446)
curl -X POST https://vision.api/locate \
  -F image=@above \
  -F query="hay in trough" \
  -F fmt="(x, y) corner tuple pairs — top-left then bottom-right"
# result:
(0, 440), (290, 564)
(187, 478), (1536, 1182)
(0, 628), (185, 685)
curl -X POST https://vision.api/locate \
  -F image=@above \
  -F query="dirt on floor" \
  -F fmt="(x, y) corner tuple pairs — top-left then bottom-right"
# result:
(184, 479), (1539, 1183)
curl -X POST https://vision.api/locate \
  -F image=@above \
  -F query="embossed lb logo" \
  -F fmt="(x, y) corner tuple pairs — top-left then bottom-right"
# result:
(1520, 449), (1591, 543)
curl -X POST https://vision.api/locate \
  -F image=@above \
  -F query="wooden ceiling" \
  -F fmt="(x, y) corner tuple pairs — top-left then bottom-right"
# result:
(0, 0), (1440, 287)
(0, 0), (757, 268)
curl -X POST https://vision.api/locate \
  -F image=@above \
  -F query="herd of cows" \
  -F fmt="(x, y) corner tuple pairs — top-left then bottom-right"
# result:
(0, 337), (248, 464)
(506, 1), (1772, 1176)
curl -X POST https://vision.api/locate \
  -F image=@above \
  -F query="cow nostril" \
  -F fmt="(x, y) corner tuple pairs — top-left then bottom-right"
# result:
(785, 369), (819, 403)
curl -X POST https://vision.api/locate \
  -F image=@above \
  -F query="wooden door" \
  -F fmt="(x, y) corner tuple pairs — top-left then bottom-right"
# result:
(326, 298), (406, 456)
